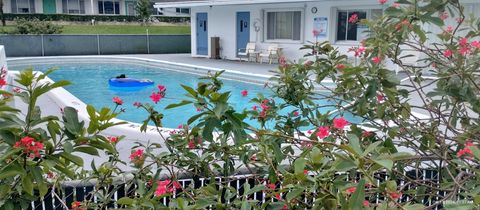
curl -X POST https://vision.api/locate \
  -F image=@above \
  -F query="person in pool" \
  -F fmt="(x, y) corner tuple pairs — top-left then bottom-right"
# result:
(115, 74), (127, 79)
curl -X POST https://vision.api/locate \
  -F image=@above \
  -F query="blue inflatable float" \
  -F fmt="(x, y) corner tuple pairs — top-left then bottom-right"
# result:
(108, 78), (154, 88)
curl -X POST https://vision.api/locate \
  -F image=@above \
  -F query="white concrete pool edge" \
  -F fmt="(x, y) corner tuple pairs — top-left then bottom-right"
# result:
(6, 55), (337, 85)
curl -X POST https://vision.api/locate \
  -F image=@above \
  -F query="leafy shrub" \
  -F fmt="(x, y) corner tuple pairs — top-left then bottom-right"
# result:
(10, 18), (63, 34)
(3, 13), (190, 23)
(1, 0), (480, 209)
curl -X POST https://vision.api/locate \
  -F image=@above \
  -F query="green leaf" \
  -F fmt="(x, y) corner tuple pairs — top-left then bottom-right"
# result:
(63, 142), (73, 153)
(117, 197), (135, 206)
(373, 159), (393, 171)
(294, 158), (306, 175)
(403, 204), (426, 210)
(60, 152), (84, 166)
(0, 164), (25, 179)
(361, 141), (382, 157)
(286, 187), (304, 202)
(22, 175), (33, 196)
(32, 166), (48, 197)
(246, 185), (266, 195)
(74, 146), (99, 156)
(348, 134), (362, 156)
(181, 85), (198, 98)
(165, 100), (193, 109)
(349, 179), (365, 210)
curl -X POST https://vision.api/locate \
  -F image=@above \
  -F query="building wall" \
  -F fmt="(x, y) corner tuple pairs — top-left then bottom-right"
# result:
(3, 0), (12, 13)
(190, 0), (480, 62)
(3, 0), (130, 14)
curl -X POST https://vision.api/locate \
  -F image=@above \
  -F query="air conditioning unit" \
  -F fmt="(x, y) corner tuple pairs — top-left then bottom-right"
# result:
(210, 37), (220, 59)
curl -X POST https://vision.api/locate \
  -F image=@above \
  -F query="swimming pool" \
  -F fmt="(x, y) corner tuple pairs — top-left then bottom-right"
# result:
(10, 60), (358, 128)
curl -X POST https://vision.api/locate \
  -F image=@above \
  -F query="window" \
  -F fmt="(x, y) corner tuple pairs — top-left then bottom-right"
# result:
(336, 9), (382, 41)
(265, 10), (302, 41)
(98, 0), (120, 14)
(62, 0), (85, 14)
(10, 0), (35, 13)
(126, 1), (136, 16)
(175, 8), (189, 14)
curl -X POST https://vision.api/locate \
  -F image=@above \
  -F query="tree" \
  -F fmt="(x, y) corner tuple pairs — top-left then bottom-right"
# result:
(0, 0), (5, 26)
(136, 0), (152, 25)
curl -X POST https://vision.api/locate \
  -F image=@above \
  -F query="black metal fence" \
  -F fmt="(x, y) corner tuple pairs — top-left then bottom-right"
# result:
(0, 34), (191, 57)
(26, 167), (448, 210)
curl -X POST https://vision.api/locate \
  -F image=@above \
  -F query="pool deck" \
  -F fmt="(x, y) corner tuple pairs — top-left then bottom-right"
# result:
(122, 54), (279, 76)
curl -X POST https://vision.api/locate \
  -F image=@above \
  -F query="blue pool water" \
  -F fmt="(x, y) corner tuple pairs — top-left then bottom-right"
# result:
(11, 63), (359, 128)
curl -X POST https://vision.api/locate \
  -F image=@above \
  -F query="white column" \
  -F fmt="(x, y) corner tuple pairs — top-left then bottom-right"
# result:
(91, 0), (94, 14)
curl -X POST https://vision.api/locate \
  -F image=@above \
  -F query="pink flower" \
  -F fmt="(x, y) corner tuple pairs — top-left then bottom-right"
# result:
(345, 187), (356, 194)
(267, 183), (276, 190)
(0, 79), (6, 87)
(283, 204), (288, 210)
(158, 85), (166, 92)
(112, 96), (123, 105)
(446, 25), (454, 33)
(392, 2), (400, 8)
(363, 200), (369, 207)
(107, 136), (118, 144)
(354, 46), (366, 57)
(336, 64), (346, 70)
(377, 93), (385, 102)
(362, 131), (373, 138)
(471, 41), (480, 49)
(333, 117), (349, 130)
(293, 111), (299, 117)
(456, 17), (464, 23)
(150, 92), (162, 104)
(348, 13), (359, 23)
(372, 56), (382, 64)
(459, 37), (469, 46)
(188, 140), (195, 149)
(459, 46), (471, 56)
(388, 191), (402, 199)
(303, 170), (308, 175)
(133, 101), (142, 108)
(14, 136), (44, 158)
(252, 105), (257, 111)
(457, 142), (475, 158)
(279, 56), (288, 68)
(241, 89), (248, 97)
(71, 201), (82, 210)
(439, 11), (448, 21)
(443, 49), (453, 57)
(378, 0), (387, 5)
(129, 149), (144, 161)
(316, 126), (330, 139)
(155, 180), (179, 197)
(313, 30), (320, 37)
(177, 124), (183, 129)
(307, 130), (313, 135)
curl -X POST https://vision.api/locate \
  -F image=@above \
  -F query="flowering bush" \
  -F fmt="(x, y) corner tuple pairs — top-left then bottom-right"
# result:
(1, 0), (480, 209)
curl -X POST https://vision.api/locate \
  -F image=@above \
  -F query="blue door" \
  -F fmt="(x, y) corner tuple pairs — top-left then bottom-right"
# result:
(196, 13), (208, 56)
(236, 12), (250, 56)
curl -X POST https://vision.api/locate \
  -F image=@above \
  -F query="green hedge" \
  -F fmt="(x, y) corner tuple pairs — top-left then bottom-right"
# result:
(3, 14), (190, 23)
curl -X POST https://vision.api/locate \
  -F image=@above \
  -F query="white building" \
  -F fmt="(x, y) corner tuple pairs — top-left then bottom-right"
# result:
(154, 0), (480, 62)
(2, 0), (141, 15)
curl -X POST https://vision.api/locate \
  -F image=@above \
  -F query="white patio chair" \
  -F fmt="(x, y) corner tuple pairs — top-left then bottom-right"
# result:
(259, 44), (279, 64)
(238, 43), (257, 62)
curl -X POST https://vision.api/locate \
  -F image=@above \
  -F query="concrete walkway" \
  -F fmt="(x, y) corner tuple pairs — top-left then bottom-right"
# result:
(122, 54), (280, 76)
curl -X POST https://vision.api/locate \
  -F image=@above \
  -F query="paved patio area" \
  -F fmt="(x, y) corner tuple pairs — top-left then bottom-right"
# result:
(123, 54), (279, 76)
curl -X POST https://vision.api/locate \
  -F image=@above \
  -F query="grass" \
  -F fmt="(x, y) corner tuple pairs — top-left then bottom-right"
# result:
(0, 25), (191, 35)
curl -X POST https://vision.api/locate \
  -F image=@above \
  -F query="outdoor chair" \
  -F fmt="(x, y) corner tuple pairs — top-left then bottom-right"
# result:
(238, 43), (257, 62)
(259, 44), (280, 64)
